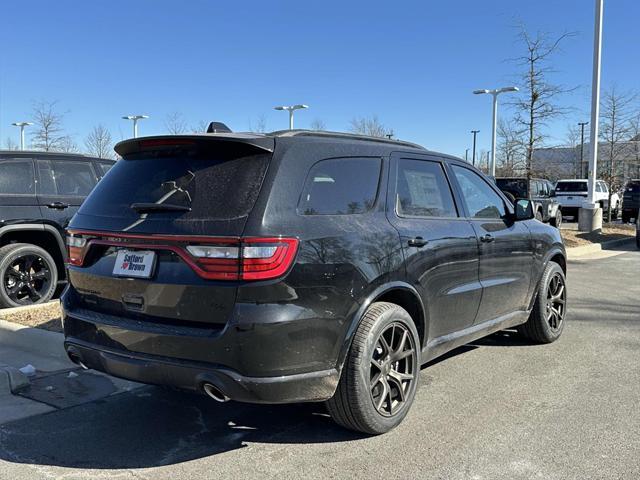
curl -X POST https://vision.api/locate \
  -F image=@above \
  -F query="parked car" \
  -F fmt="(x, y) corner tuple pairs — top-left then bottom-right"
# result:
(61, 129), (567, 434)
(637, 214), (640, 250)
(495, 177), (562, 227)
(554, 179), (620, 219)
(621, 179), (640, 224)
(0, 151), (115, 308)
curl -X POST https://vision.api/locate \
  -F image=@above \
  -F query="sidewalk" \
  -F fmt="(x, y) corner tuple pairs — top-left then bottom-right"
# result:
(0, 318), (139, 424)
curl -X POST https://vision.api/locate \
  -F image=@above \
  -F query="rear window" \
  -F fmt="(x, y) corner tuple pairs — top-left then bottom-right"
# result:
(297, 157), (381, 215)
(556, 181), (587, 192)
(625, 182), (640, 193)
(496, 178), (527, 198)
(79, 152), (270, 220)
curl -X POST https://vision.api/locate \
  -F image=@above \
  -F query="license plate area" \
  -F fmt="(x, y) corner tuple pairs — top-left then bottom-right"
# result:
(112, 250), (156, 278)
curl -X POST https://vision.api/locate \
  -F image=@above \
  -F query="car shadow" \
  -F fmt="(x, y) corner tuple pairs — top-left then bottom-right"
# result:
(0, 386), (366, 470)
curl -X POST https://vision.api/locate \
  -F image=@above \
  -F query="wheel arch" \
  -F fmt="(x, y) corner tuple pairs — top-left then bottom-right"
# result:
(337, 281), (427, 372)
(0, 224), (67, 280)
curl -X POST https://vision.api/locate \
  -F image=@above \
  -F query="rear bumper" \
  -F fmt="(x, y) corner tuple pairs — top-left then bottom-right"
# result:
(64, 340), (339, 404)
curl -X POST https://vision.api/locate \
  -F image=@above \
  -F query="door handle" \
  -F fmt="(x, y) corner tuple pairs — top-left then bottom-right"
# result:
(407, 237), (428, 248)
(480, 234), (495, 243)
(46, 202), (69, 210)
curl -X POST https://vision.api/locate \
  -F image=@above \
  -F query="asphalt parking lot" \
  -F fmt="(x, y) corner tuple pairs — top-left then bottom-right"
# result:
(0, 246), (638, 480)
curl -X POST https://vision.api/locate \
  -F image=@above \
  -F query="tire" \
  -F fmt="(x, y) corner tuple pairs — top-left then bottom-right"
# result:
(622, 213), (630, 224)
(326, 302), (420, 435)
(550, 209), (562, 228)
(519, 262), (566, 344)
(535, 209), (543, 222)
(0, 243), (58, 308)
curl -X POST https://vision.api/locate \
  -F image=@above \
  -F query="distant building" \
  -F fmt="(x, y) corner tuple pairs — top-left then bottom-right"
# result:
(533, 136), (640, 184)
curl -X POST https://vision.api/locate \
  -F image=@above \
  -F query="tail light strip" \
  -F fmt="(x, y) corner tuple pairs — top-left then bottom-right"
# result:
(66, 231), (298, 281)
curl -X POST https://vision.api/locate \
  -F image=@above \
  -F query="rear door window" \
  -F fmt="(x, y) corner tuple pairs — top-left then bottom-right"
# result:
(0, 160), (35, 195)
(38, 160), (97, 196)
(395, 159), (457, 218)
(298, 157), (381, 215)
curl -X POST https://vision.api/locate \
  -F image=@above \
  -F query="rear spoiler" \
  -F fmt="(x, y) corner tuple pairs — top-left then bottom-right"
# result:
(114, 134), (275, 157)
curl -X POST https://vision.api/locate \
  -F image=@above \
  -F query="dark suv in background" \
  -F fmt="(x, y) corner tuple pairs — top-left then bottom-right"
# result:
(0, 151), (114, 307)
(622, 179), (640, 224)
(496, 177), (562, 227)
(62, 129), (567, 434)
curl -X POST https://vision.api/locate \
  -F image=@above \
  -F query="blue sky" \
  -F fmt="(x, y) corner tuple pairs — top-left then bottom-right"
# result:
(1, 0), (638, 157)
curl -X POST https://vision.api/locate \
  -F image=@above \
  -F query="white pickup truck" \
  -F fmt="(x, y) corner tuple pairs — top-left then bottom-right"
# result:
(554, 179), (620, 219)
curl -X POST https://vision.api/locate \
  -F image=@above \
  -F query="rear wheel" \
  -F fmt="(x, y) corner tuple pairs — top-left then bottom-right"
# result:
(550, 209), (562, 228)
(519, 262), (566, 343)
(0, 243), (58, 308)
(535, 209), (543, 222)
(326, 302), (420, 434)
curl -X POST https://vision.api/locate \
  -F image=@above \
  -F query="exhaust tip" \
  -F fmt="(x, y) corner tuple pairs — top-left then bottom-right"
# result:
(66, 349), (89, 370)
(202, 383), (230, 402)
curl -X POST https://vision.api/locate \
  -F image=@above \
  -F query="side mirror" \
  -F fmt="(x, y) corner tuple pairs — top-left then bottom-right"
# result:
(514, 199), (535, 221)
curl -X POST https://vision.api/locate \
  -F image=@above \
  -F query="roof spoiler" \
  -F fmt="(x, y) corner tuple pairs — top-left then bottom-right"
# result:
(114, 134), (275, 156)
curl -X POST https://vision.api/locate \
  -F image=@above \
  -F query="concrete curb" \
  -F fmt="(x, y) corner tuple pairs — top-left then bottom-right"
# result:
(566, 237), (635, 259)
(0, 299), (59, 317)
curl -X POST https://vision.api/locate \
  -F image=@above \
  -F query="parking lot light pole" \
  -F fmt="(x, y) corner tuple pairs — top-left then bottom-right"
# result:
(579, 0), (604, 232)
(473, 87), (519, 177)
(471, 130), (480, 166)
(11, 122), (33, 150)
(274, 105), (308, 130)
(122, 115), (149, 138)
(578, 121), (589, 178)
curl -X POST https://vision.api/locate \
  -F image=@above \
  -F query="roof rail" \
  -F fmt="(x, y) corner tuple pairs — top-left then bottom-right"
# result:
(268, 129), (425, 150)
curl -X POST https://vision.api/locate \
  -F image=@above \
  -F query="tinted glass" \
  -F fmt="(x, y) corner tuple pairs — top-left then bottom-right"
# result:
(396, 159), (457, 218)
(97, 161), (114, 176)
(452, 165), (506, 219)
(625, 182), (640, 193)
(496, 178), (527, 198)
(298, 158), (380, 215)
(80, 152), (270, 220)
(556, 181), (587, 192)
(0, 160), (35, 195)
(38, 160), (97, 196)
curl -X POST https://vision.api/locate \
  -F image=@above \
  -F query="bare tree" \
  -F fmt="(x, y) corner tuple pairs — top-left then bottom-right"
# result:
(191, 120), (210, 133)
(58, 136), (78, 153)
(564, 123), (582, 178)
(85, 124), (114, 158)
(164, 111), (188, 134)
(496, 119), (526, 175)
(249, 114), (268, 133)
(509, 26), (575, 179)
(629, 113), (640, 180)
(30, 100), (72, 151)
(310, 118), (326, 131)
(599, 87), (636, 221)
(4, 137), (19, 151)
(349, 115), (391, 138)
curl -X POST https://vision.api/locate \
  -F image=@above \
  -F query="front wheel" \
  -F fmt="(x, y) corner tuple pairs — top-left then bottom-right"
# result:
(0, 243), (58, 308)
(519, 262), (566, 343)
(326, 302), (420, 434)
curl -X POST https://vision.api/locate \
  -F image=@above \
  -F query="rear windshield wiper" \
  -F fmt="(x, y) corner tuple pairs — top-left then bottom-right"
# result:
(130, 202), (192, 213)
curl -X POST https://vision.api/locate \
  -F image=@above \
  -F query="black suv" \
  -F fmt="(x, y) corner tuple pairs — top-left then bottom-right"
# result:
(621, 179), (640, 224)
(496, 177), (563, 227)
(62, 130), (567, 434)
(0, 151), (114, 307)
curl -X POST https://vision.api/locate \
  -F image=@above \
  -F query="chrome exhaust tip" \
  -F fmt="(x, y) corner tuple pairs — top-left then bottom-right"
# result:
(66, 349), (89, 370)
(202, 383), (230, 402)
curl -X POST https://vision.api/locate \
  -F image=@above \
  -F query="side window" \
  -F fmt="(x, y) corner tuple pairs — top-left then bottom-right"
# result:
(539, 181), (548, 197)
(298, 157), (381, 215)
(97, 161), (114, 177)
(451, 165), (506, 219)
(595, 182), (603, 193)
(0, 160), (35, 195)
(395, 159), (457, 218)
(37, 160), (97, 196)
(601, 182), (608, 193)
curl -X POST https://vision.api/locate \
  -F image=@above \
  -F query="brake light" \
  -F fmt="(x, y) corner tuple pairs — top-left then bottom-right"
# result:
(66, 234), (87, 266)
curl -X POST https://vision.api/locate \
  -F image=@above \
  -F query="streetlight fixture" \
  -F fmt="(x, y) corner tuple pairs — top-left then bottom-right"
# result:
(473, 86), (519, 177)
(274, 104), (308, 130)
(122, 115), (149, 138)
(11, 122), (33, 150)
(471, 130), (480, 166)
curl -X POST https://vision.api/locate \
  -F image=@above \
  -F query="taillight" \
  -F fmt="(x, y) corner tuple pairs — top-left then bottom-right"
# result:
(186, 238), (298, 281)
(66, 233), (87, 266)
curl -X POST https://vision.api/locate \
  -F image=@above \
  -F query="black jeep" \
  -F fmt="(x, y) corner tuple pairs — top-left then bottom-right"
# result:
(496, 177), (563, 227)
(62, 129), (567, 434)
(0, 151), (114, 307)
